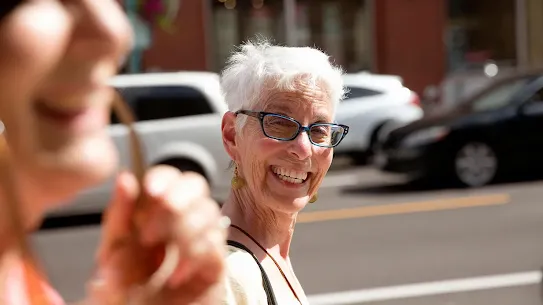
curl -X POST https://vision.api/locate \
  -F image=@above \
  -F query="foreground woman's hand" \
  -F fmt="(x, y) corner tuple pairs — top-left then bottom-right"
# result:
(92, 165), (228, 304)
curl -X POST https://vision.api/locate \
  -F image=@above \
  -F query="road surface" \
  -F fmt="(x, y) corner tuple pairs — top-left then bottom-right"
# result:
(31, 166), (543, 304)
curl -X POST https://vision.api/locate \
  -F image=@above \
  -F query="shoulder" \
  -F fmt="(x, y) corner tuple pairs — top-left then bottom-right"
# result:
(221, 244), (268, 305)
(225, 244), (262, 275)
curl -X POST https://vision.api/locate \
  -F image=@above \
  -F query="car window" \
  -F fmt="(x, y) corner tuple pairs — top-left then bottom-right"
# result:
(518, 86), (543, 116)
(469, 78), (529, 112)
(110, 85), (213, 124)
(343, 86), (382, 101)
(527, 87), (543, 103)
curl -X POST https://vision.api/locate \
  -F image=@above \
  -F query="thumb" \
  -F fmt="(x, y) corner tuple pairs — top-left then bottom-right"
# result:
(97, 171), (139, 264)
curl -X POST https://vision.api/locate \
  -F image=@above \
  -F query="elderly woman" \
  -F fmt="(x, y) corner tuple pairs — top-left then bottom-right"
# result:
(220, 40), (349, 304)
(0, 1), (226, 304)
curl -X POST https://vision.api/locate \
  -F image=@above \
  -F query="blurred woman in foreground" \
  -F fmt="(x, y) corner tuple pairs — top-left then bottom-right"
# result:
(0, 1), (226, 304)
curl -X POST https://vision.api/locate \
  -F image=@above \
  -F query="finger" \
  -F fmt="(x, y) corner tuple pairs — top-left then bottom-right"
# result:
(187, 213), (227, 285)
(157, 171), (211, 213)
(139, 173), (212, 246)
(175, 195), (221, 241)
(166, 198), (225, 287)
(157, 279), (225, 305)
(143, 165), (181, 199)
(97, 171), (138, 263)
(168, 225), (226, 289)
(133, 165), (181, 236)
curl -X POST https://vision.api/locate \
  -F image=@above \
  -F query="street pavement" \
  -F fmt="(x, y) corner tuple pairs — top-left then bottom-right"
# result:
(31, 164), (543, 304)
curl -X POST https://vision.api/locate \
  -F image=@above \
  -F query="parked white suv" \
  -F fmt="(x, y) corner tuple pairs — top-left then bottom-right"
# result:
(48, 72), (232, 217)
(334, 72), (424, 163)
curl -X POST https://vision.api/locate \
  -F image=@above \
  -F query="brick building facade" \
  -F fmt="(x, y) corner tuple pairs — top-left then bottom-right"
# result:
(127, 0), (539, 96)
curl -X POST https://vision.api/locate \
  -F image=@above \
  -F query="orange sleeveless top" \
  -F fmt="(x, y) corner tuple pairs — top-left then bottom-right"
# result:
(3, 257), (64, 305)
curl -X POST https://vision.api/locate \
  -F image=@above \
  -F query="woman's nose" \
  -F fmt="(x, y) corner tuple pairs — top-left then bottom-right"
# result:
(288, 130), (313, 160)
(69, 0), (133, 62)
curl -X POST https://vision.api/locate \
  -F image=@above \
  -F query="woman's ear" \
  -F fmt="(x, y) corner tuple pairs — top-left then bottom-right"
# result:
(221, 111), (238, 161)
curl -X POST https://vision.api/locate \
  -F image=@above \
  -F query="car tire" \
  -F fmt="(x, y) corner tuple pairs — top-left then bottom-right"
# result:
(452, 141), (498, 187)
(352, 121), (391, 165)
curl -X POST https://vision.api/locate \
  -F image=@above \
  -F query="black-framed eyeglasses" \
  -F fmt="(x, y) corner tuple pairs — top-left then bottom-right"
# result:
(235, 110), (349, 148)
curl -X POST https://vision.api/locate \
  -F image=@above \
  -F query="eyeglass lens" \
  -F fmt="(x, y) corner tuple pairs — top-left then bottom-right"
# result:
(262, 114), (344, 147)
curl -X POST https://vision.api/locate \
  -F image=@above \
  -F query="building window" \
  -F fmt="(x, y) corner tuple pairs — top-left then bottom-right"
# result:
(447, 0), (517, 72)
(212, 0), (286, 71)
(291, 0), (371, 72)
(210, 0), (371, 73)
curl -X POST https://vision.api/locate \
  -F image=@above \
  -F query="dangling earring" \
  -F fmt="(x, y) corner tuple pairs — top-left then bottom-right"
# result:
(309, 193), (318, 203)
(231, 165), (246, 190)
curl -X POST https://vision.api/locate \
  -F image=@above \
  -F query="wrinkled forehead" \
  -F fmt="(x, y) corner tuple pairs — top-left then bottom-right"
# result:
(257, 77), (336, 121)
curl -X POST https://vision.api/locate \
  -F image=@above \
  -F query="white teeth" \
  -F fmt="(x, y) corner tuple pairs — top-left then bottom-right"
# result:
(278, 175), (303, 184)
(272, 166), (308, 184)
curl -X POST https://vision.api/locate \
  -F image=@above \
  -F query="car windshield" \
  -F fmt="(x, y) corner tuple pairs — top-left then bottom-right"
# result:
(462, 77), (531, 112)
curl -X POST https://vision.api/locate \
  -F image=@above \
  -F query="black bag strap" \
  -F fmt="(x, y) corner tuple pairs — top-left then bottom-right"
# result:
(227, 240), (278, 305)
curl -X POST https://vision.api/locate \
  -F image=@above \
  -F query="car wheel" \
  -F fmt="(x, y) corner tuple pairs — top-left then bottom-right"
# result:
(159, 158), (207, 181)
(369, 122), (391, 155)
(353, 121), (391, 165)
(453, 141), (498, 187)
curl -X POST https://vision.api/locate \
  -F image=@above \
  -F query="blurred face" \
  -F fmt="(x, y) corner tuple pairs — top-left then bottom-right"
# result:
(223, 80), (335, 214)
(0, 0), (132, 216)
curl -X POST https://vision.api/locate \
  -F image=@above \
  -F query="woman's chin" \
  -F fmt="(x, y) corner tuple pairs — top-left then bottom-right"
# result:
(267, 194), (310, 214)
(293, 196), (312, 210)
(27, 136), (119, 209)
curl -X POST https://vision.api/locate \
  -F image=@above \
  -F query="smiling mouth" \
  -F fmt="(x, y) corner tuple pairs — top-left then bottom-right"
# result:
(271, 166), (310, 184)
(35, 102), (88, 123)
(33, 98), (108, 135)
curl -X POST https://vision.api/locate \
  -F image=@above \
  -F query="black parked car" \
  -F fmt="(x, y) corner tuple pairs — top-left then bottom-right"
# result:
(375, 69), (543, 187)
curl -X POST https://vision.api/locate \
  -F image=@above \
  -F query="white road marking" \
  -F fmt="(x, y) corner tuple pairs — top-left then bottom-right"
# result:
(307, 270), (542, 304)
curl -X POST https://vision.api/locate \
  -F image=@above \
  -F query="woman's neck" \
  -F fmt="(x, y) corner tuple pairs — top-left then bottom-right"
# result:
(222, 190), (297, 259)
(0, 190), (43, 256)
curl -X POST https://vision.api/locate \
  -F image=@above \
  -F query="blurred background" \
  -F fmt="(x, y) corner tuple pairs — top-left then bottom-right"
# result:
(32, 0), (543, 304)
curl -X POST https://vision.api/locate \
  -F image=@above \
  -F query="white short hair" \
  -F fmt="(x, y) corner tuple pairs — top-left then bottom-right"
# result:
(220, 38), (346, 127)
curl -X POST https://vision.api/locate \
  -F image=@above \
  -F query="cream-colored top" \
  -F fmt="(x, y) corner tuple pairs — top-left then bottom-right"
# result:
(222, 245), (270, 305)
(221, 245), (306, 305)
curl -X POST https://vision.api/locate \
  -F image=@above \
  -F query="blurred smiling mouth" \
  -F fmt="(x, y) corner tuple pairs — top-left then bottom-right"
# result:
(36, 102), (89, 121)
(34, 97), (108, 134)
(271, 166), (310, 184)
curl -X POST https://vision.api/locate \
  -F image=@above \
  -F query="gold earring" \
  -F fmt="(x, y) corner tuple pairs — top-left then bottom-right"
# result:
(231, 165), (246, 190)
(309, 193), (318, 203)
